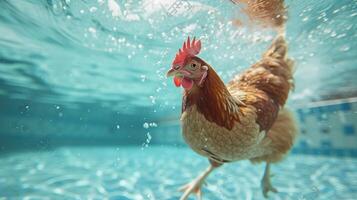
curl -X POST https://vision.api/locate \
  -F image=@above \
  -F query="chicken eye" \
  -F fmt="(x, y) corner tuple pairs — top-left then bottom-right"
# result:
(190, 63), (197, 70)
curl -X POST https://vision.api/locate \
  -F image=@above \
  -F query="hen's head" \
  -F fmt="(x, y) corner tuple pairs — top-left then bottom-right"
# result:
(166, 37), (209, 91)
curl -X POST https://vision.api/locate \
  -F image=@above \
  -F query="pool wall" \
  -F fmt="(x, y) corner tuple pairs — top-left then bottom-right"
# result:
(1, 96), (356, 157)
(293, 98), (357, 156)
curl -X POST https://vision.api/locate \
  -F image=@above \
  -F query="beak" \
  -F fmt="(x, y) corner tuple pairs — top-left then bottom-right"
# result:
(166, 68), (177, 77)
(166, 67), (184, 87)
(166, 67), (192, 77)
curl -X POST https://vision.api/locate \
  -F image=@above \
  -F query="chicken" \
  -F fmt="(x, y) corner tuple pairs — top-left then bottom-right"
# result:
(167, 35), (297, 199)
(166, 6), (297, 198)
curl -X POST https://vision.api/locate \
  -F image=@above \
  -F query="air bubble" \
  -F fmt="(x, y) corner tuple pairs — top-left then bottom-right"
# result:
(149, 96), (156, 104)
(140, 75), (146, 82)
(89, 7), (97, 13)
(339, 45), (350, 52)
(149, 122), (158, 127)
(141, 132), (152, 150)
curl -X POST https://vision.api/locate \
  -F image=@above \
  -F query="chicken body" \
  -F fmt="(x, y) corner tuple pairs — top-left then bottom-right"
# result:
(182, 104), (264, 162)
(181, 36), (296, 164)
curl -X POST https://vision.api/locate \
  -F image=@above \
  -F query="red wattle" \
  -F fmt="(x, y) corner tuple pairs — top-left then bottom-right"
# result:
(182, 77), (193, 90)
(174, 76), (182, 87)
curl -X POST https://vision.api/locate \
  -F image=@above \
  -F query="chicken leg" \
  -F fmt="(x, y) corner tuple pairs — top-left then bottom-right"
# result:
(261, 162), (278, 198)
(179, 160), (222, 200)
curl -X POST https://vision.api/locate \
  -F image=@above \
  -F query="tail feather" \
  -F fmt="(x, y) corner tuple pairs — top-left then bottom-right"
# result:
(236, 35), (294, 107)
(263, 36), (287, 59)
(263, 35), (295, 89)
(231, 0), (288, 28)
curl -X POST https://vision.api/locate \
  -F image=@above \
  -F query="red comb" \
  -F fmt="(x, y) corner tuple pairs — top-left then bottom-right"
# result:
(172, 36), (201, 67)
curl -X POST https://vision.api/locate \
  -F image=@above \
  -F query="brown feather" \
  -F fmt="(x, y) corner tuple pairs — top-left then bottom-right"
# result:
(228, 36), (294, 131)
(231, 0), (287, 27)
(250, 108), (298, 163)
(183, 57), (241, 130)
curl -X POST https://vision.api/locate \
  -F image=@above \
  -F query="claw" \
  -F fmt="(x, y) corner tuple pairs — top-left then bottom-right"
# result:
(178, 163), (218, 200)
(262, 182), (278, 198)
(179, 179), (204, 200)
(197, 189), (202, 200)
(179, 181), (206, 192)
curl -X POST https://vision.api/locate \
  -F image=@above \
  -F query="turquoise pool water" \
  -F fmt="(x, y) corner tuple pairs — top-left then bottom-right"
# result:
(1, 0), (357, 199)
(0, 0), (356, 111)
(1, 147), (357, 199)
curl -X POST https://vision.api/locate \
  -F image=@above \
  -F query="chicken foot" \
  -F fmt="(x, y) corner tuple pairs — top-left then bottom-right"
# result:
(261, 162), (278, 198)
(179, 160), (222, 200)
